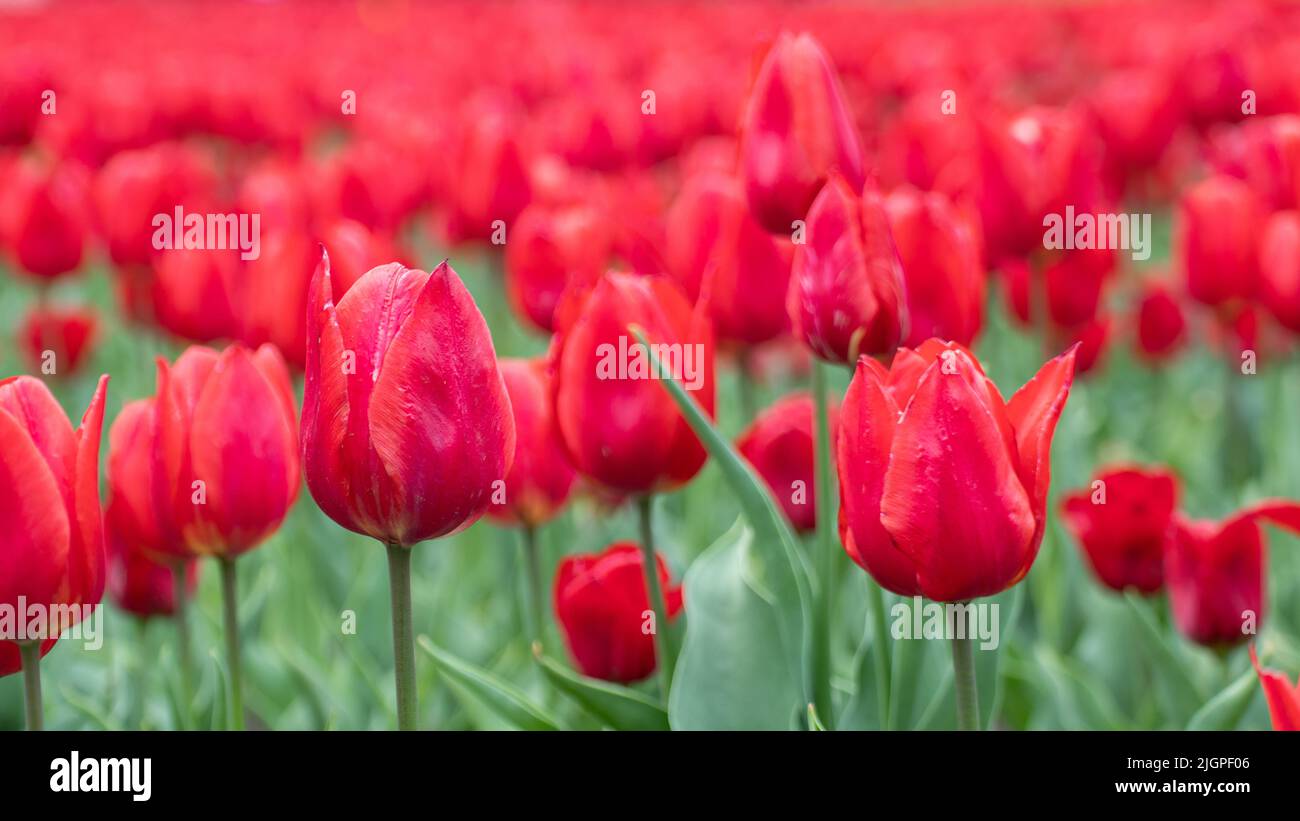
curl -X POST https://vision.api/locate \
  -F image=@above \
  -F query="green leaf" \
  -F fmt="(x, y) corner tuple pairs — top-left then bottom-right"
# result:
(668, 520), (806, 729)
(1123, 591), (1203, 719)
(806, 702), (827, 731)
(533, 646), (669, 730)
(418, 636), (564, 730)
(1186, 668), (1258, 730)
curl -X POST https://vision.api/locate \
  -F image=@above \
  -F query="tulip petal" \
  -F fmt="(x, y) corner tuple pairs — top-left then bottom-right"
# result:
(65, 375), (108, 611)
(0, 406), (71, 611)
(1006, 343), (1078, 539)
(0, 376), (76, 511)
(1250, 645), (1300, 731)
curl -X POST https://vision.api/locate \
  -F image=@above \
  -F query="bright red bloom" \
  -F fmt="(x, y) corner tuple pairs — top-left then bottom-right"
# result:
(106, 398), (174, 562)
(837, 340), (1077, 600)
(301, 253), (515, 546)
(1258, 210), (1300, 333)
(884, 186), (983, 347)
(1066, 314), (1112, 376)
(737, 392), (836, 533)
(554, 542), (683, 683)
(1088, 68), (1182, 176)
(504, 203), (610, 333)
(4, 157), (89, 280)
(1061, 466), (1178, 594)
(739, 32), (866, 234)
(551, 271), (714, 495)
(1180, 174), (1264, 308)
(1250, 645), (1300, 731)
(154, 343), (300, 558)
(0, 375), (108, 676)
(487, 358), (576, 528)
(18, 304), (98, 377)
(788, 174), (906, 364)
(441, 100), (532, 245)
(1209, 114), (1300, 211)
(1134, 281), (1188, 361)
(1166, 502), (1300, 647)
(107, 526), (199, 620)
(151, 248), (241, 344)
(666, 171), (793, 347)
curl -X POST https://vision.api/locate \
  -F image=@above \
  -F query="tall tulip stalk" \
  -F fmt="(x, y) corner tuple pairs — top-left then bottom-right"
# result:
(301, 252), (515, 730)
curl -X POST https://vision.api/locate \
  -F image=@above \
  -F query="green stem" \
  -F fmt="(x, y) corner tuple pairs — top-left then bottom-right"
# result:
(951, 618), (980, 731)
(866, 581), (891, 728)
(172, 561), (193, 728)
(19, 641), (43, 731)
(386, 541), (417, 730)
(219, 557), (244, 731)
(521, 525), (543, 642)
(810, 360), (836, 728)
(636, 495), (675, 699)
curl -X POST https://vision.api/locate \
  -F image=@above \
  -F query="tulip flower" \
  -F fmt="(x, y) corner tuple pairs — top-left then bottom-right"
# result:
(1134, 281), (1188, 362)
(788, 174), (907, 365)
(554, 542), (683, 684)
(18, 304), (98, 378)
(5, 157), (89, 280)
(739, 32), (866, 234)
(665, 171), (794, 348)
(1061, 466), (1178, 594)
(440, 99), (532, 245)
(1250, 645), (1300, 731)
(0, 374), (108, 729)
(1165, 502), (1300, 647)
(504, 203), (611, 333)
(1258, 210), (1300, 333)
(737, 392), (836, 533)
(884, 186), (984, 347)
(1180, 174), (1263, 308)
(301, 252), (515, 728)
(487, 358), (577, 638)
(151, 248), (241, 344)
(107, 527), (199, 620)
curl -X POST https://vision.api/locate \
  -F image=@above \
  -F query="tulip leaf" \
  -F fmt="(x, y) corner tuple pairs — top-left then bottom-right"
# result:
(1186, 667), (1258, 731)
(1123, 592), (1204, 719)
(533, 645), (670, 730)
(418, 636), (563, 730)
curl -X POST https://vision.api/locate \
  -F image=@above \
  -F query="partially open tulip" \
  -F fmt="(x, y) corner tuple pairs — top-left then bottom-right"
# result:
(504, 203), (611, 333)
(488, 358), (576, 528)
(737, 392), (836, 533)
(739, 32), (866, 234)
(1258, 210), (1300, 333)
(788, 174), (906, 364)
(1250, 645), (1300, 731)
(885, 186), (983, 347)
(1166, 502), (1300, 647)
(1180, 174), (1263, 308)
(18, 304), (98, 377)
(5, 157), (89, 280)
(1062, 466), (1178, 594)
(1134, 281), (1188, 361)
(666, 171), (793, 347)
(837, 340), (1077, 601)
(554, 542), (683, 683)
(551, 271), (714, 495)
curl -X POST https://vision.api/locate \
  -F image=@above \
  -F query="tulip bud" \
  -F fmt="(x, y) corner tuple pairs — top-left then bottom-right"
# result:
(6, 157), (89, 280)
(551, 271), (714, 495)
(666, 172), (794, 347)
(884, 186), (984, 347)
(1062, 466), (1178, 594)
(1250, 645), (1300, 731)
(302, 253), (516, 546)
(739, 32), (866, 234)
(1166, 502), (1300, 647)
(837, 339), (1077, 600)
(1258, 210), (1300, 333)
(554, 542), (683, 683)
(504, 204), (611, 333)
(1134, 281), (1188, 361)
(788, 174), (906, 364)
(0, 374), (108, 674)
(1180, 174), (1263, 307)
(152, 248), (241, 344)
(737, 392), (835, 533)
(488, 359), (576, 528)
(18, 304), (98, 377)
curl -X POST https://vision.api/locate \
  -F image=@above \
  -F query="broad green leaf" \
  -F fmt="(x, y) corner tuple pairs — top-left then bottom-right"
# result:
(534, 646), (669, 730)
(1124, 592), (1203, 718)
(418, 636), (563, 730)
(1186, 668), (1258, 730)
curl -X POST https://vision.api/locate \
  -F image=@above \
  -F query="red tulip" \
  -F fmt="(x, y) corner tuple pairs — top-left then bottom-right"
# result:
(0, 375), (108, 675)
(551, 271), (714, 495)
(739, 32), (866, 234)
(441, 100), (532, 245)
(107, 527), (199, 620)
(1166, 502), (1300, 646)
(884, 186), (984, 347)
(1043, 247), (1116, 329)
(788, 174), (906, 364)
(737, 392), (836, 533)
(554, 542), (683, 683)
(1250, 645), (1300, 731)
(487, 358), (576, 528)
(504, 203), (611, 333)
(4, 157), (89, 280)
(1258, 210), (1300, 333)
(1088, 68), (1181, 176)
(1061, 466), (1178, 594)
(18, 304), (99, 377)
(154, 343), (299, 557)
(1066, 314), (1112, 376)
(301, 253), (515, 546)
(1180, 174), (1263, 308)
(151, 248), (240, 344)
(1134, 281), (1188, 361)
(837, 340), (1077, 600)
(666, 171), (794, 348)
(106, 398), (177, 562)
(1209, 114), (1300, 211)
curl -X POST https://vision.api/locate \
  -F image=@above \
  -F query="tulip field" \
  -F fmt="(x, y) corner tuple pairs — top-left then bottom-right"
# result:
(4, 0), (1300, 740)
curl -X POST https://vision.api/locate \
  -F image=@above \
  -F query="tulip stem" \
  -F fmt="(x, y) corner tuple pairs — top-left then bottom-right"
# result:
(172, 562), (193, 728)
(521, 525), (543, 642)
(951, 621), (980, 731)
(636, 495), (675, 699)
(19, 641), (43, 731)
(219, 557), (244, 731)
(810, 360), (836, 728)
(386, 541), (418, 730)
